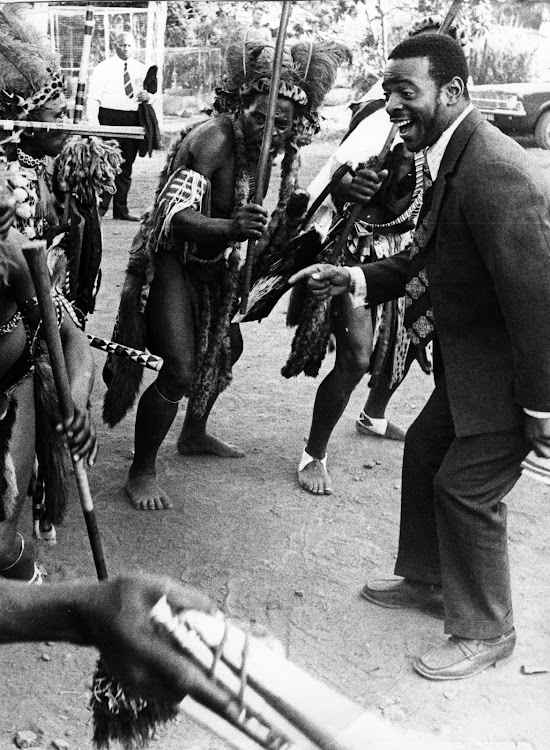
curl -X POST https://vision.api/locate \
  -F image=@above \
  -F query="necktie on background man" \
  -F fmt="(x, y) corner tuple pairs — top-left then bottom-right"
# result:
(123, 62), (134, 99)
(403, 155), (435, 346)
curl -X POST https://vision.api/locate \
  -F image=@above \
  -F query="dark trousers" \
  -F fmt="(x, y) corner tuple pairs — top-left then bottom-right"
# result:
(395, 376), (529, 639)
(98, 107), (140, 215)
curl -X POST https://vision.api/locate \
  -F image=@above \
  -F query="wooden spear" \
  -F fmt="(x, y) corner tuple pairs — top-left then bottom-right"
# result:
(239, 0), (293, 315)
(22, 241), (108, 581)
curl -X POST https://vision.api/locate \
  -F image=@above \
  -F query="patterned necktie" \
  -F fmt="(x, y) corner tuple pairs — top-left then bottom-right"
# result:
(403, 158), (435, 346)
(123, 62), (134, 99)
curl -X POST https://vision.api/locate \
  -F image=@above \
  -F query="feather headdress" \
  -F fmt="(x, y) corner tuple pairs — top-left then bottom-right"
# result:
(0, 5), (63, 120)
(214, 35), (351, 144)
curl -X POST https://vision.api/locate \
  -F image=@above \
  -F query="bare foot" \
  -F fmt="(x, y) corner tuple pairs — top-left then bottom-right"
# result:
(176, 433), (245, 458)
(125, 473), (174, 511)
(298, 459), (333, 495)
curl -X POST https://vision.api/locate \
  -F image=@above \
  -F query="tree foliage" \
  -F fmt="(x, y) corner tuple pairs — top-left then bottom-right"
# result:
(164, 1), (547, 92)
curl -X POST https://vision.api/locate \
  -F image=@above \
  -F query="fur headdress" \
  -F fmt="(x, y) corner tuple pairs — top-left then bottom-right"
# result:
(0, 5), (64, 120)
(213, 35), (352, 146)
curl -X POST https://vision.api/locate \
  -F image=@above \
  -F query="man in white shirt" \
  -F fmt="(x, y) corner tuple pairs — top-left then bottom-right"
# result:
(289, 34), (550, 681)
(87, 32), (150, 221)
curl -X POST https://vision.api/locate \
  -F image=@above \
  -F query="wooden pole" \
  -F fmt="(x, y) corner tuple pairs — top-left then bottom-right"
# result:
(22, 242), (108, 581)
(239, 0), (293, 315)
(73, 4), (94, 124)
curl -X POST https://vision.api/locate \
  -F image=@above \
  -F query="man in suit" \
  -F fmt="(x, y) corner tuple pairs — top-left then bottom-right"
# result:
(87, 32), (151, 221)
(289, 33), (550, 680)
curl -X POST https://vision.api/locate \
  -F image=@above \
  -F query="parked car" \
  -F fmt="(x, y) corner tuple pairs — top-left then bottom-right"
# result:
(470, 77), (550, 149)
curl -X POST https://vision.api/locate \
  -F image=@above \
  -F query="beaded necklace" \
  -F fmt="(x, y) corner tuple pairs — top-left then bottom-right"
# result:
(16, 148), (47, 172)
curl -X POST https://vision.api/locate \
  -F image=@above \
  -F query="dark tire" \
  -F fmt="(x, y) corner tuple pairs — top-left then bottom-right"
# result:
(534, 110), (550, 149)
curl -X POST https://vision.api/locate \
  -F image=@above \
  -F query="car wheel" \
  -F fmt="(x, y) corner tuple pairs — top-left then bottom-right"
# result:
(535, 110), (550, 149)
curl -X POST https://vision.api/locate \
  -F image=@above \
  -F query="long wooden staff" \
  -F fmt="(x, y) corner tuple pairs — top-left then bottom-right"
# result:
(22, 241), (108, 581)
(239, 0), (293, 315)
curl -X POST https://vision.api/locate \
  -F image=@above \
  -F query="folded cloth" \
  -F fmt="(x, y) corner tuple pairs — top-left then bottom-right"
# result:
(143, 64), (158, 94)
(138, 101), (161, 157)
(139, 65), (161, 157)
(521, 450), (550, 486)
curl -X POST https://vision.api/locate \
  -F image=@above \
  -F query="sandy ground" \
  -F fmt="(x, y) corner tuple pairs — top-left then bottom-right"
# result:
(1, 133), (550, 750)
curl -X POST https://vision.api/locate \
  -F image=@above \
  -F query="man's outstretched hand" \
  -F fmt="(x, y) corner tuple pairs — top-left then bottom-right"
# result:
(288, 264), (351, 301)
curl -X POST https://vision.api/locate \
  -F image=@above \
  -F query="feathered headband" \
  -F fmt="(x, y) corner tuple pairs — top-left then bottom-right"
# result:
(213, 37), (351, 144)
(0, 5), (64, 120)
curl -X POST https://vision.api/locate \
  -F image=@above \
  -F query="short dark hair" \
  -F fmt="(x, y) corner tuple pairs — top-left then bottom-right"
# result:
(388, 33), (469, 95)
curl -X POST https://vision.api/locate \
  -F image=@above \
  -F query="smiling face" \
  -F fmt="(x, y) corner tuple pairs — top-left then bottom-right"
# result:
(240, 93), (295, 158)
(383, 56), (463, 152)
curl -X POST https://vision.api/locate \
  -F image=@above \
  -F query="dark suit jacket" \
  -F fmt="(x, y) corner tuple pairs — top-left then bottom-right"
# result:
(363, 107), (550, 436)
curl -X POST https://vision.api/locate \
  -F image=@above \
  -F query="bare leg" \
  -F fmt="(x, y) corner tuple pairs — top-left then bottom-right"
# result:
(299, 296), (373, 495)
(125, 380), (177, 511)
(177, 323), (245, 458)
(125, 253), (194, 511)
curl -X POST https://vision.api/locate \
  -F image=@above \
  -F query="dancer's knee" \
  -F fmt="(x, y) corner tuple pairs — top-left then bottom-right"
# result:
(336, 347), (369, 384)
(156, 363), (192, 402)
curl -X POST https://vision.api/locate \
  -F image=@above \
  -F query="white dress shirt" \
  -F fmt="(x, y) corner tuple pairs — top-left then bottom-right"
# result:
(86, 55), (148, 123)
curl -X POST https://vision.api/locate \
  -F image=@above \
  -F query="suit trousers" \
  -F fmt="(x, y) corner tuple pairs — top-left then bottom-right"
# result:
(394, 376), (529, 639)
(98, 107), (140, 215)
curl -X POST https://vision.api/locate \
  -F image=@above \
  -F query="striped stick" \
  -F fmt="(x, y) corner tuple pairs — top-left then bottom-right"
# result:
(86, 334), (163, 372)
(0, 120), (144, 140)
(73, 4), (95, 124)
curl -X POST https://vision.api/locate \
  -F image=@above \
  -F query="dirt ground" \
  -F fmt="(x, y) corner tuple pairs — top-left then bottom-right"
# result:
(1, 132), (550, 750)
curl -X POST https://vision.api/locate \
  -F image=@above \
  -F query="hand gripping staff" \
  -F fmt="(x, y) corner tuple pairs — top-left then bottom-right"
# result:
(306, 0), (465, 268)
(21, 240), (108, 581)
(239, 0), (293, 315)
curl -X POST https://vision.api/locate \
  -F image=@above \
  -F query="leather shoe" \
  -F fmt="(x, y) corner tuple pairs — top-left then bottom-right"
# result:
(361, 578), (444, 619)
(413, 630), (516, 680)
(113, 212), (140, 222)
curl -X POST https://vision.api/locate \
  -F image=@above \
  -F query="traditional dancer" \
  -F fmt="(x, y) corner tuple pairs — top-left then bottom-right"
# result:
(0, 4), (120, 320)
(285, 16), (466, 496)
(284, 115), (424, 495)
(103, 36), (350, 510)
(0, 4), (101, 545)
(0, 189), (97, 583)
